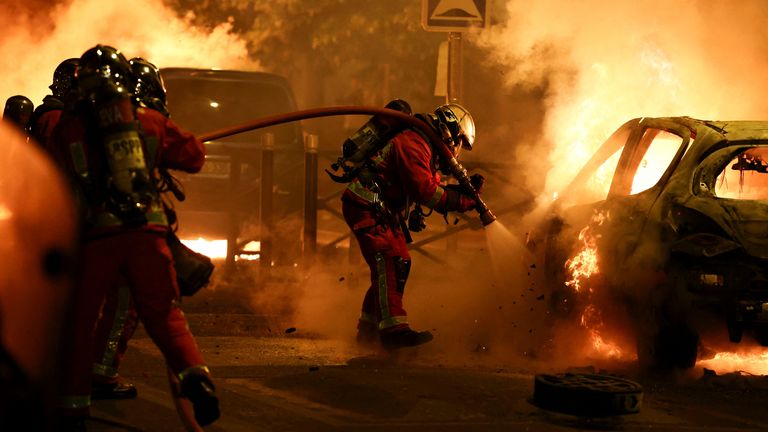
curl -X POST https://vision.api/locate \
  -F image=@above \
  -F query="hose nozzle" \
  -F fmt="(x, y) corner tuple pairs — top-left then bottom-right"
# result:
(479, 208), (497, 226)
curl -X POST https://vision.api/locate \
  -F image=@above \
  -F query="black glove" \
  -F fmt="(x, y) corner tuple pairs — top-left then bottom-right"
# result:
(469, 173), (485, 194)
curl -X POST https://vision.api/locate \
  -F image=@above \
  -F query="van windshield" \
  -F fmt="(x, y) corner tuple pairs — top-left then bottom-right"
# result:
(164, 76), (300, 148)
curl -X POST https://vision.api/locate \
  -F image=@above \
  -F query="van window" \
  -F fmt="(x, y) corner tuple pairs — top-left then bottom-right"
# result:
(164, 77), (298, 148)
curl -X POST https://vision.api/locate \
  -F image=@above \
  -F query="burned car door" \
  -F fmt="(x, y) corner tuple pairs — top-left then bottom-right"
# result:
(540, 118), (690, 310)
(551, 118), (691, 270)
(600, 118), (691, 265)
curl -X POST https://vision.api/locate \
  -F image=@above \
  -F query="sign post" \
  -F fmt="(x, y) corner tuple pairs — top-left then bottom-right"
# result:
(422, 0), (490, 248)
(422, 0), (491, 103)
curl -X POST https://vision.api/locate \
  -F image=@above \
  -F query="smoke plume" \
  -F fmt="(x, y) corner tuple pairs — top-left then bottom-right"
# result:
(0, 0), (257, 106)
(475, 0), (768, 198)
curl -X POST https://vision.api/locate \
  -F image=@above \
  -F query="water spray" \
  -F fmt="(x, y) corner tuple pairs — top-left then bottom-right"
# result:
(198, 105), (497, 226)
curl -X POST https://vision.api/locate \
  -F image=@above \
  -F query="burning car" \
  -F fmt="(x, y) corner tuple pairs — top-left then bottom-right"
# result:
(532, 116), (768, 369)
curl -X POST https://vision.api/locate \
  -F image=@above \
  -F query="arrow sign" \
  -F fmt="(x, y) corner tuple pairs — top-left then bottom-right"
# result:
(422, 0), (490, 32)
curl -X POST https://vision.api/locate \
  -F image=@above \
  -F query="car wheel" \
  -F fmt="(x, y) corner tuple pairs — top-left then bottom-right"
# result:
(754, 324), (768, 346)
(727, 319), (743, 343)
(637, 323), (699, 370)
(533, 373), (643, 417)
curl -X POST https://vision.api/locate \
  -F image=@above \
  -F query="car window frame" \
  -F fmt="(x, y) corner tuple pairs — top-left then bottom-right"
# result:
(608, 118), (691, 199)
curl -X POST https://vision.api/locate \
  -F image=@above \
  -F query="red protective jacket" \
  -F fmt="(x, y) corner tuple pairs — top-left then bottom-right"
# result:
(342, 129), (474, 224)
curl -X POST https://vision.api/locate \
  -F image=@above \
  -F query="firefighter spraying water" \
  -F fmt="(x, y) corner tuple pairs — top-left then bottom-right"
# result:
(198, 102), (496, 349)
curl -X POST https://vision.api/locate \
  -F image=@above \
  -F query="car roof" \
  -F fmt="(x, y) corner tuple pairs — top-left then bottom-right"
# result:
(160, 67), (291, 85)
(642, 116), (768, 142)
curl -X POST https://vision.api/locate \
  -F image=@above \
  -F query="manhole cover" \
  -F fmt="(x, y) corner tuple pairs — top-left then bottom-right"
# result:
(533, 373), (643, 417)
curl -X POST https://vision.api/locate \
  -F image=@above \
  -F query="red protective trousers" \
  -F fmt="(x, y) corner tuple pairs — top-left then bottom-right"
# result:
(61, 230), (205, 415)
(342, 193), (411, 333)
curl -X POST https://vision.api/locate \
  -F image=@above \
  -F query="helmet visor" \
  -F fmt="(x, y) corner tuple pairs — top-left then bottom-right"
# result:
(453, 107), (475, 150)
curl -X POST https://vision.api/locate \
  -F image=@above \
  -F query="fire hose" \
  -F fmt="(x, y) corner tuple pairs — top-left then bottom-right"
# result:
(198, 106), (497, 226)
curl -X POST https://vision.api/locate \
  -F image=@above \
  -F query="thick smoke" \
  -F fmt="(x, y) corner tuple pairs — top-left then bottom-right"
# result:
(475, 0), (768, 197)
(0, 0), (257, 105)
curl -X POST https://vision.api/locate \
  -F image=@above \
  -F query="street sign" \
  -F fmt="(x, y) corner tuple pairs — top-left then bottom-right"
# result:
(422, 0), (491, 32)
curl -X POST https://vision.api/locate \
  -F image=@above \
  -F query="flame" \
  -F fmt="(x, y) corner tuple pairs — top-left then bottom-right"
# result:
(564, 211), (607, 292)
(564, 212), (632, 359)
(180, 238), (227, 260)
(179, 238), (261, 261)
(589, 330), (625, 359)
(697, 349), (768, 376)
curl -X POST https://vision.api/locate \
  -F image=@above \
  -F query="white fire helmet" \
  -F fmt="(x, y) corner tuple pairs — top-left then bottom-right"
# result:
(434, 103), (475, 157)
(0, 120), (76, 383)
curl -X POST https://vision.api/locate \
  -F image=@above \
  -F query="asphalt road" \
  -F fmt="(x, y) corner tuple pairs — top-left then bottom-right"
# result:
(84, 310), (768, 432)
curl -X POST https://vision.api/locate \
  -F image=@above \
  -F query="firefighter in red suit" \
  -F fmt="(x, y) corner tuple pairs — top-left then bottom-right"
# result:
(28, 58), (78, 149)
(29, 57), (141, 401)
(90, 57), (171, 401)
(343, 103), (481, 349)
(50, 45), (219, 428)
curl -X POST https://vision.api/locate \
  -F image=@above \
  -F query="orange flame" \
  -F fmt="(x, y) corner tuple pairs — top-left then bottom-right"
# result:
(180, 238), (261, 261)
(564, 212), (632, 359)
(697, 349), (768, 376)
(564, 211), (607, 292)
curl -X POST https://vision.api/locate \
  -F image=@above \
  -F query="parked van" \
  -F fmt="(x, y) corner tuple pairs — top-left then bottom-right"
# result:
(160, 68), (304, 264)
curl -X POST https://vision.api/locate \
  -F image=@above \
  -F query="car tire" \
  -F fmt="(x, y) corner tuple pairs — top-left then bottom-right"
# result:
(727, 319), (743, 343)
(754, 324), (768, 346)
(533, 373), (643, 417)
(637, 323), (699, 370)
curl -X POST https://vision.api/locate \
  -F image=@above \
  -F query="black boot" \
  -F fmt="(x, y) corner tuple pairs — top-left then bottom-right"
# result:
(380, 328), (433, 350)
(180, 374), (220, 426)
(91, 381), (138, 400)
(355, 321), (379, 346)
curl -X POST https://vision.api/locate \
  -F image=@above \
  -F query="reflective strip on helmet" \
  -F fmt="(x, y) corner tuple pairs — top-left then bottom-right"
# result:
(347, 181), (377, 203)
(93, 284), (131, 377)
(178, 365), (211, 382)
(60, 395), (91, 410)
(379, 315), (408, 330)
(423, 187), (444, 209)
(69, 141), (88, 177)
